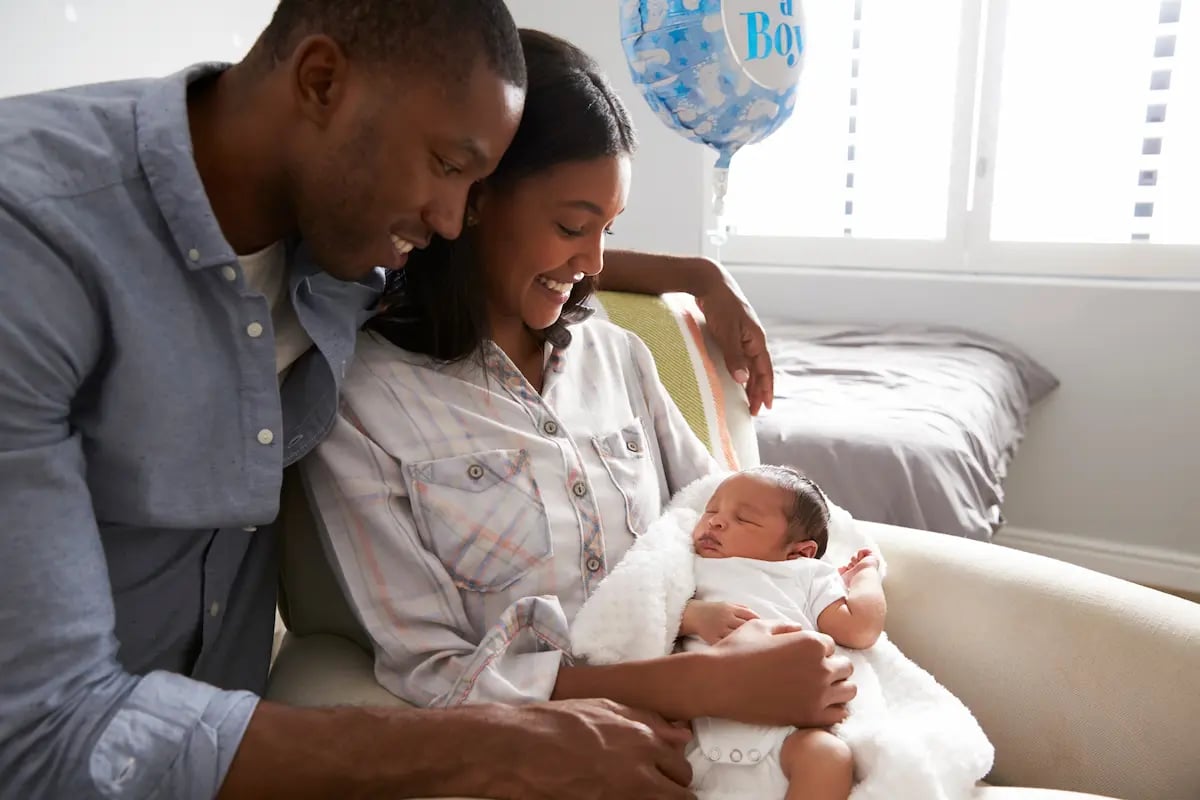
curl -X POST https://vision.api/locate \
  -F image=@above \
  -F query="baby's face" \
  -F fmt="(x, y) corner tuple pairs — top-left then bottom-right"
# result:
(693, 473), (814, 561)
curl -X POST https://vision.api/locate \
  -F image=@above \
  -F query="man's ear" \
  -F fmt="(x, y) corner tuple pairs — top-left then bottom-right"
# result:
(290, 35), (352, 127)
(786, 539), (819, 560)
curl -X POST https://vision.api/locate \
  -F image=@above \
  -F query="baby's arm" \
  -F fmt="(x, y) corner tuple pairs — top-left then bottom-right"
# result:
(816, 549), (887, 650)
(681, 600), (759, 645)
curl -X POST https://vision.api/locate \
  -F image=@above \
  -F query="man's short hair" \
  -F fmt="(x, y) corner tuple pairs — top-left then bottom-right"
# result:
(258, 0), (526, 88)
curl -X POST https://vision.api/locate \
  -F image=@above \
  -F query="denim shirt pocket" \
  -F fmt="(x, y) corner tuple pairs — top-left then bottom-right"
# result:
(406, 448), (552, 592)
(592, 421), (661, 536)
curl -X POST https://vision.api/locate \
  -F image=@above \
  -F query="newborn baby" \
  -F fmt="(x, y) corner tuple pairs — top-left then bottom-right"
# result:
(679, 466), (886, 800)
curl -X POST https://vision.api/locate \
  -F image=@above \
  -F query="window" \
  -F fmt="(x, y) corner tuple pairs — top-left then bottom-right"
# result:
(718, 0), (1200, 277)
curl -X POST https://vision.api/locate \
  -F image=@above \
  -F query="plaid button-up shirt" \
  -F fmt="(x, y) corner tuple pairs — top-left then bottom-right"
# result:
(301, 321), (718, 707)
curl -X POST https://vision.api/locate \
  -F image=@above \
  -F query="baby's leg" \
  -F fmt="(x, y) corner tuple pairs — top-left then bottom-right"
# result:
(779, 728), (854, 800)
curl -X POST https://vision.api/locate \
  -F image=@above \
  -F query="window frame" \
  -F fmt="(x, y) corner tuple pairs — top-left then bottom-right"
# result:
(708, 0), (1200, 280)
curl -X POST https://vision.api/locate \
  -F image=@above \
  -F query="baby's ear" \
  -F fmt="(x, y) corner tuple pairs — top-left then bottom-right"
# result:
(786, 540), (819, 560)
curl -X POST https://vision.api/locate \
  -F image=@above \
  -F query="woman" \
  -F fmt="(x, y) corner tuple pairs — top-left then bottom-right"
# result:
(303, 29), (850, 727)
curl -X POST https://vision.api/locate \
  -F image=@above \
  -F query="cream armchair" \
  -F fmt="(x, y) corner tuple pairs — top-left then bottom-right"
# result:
(267, 296), (1200, 800)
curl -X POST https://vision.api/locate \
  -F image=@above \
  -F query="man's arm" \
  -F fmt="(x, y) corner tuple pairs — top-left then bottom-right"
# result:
(0, 208), (261, 799)
(601, 250), (775, 414)
(219, 700), (695, 800)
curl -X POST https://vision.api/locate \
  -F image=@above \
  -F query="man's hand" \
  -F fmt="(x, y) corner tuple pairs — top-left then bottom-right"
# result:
(468, 699), (695, 800)
(701, 621), (856, 728)
(681, 599), (759, 644)
(693, 259), (774, 416)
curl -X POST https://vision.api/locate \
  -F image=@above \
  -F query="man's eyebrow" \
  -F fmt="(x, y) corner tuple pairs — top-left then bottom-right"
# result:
(558, 200), (605, 215)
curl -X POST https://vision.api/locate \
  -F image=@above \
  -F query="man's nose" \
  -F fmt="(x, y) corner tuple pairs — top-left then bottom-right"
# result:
(424, 184), (470, 241)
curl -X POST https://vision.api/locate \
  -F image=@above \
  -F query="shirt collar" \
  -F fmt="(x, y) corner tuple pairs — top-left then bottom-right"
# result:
(135, 62), (238, 272)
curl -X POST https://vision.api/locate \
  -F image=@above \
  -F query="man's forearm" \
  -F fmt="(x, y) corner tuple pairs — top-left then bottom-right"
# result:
(551, 652), (715, 721)
(219, 701), (517, 799)
(601, 250), (719, 297)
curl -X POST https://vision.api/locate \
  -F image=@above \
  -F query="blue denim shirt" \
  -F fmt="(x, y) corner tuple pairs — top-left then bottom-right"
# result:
(0, 65), (382, 799)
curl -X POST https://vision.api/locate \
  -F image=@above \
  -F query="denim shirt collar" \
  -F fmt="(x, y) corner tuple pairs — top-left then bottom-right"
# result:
(135, 63), (238, 272)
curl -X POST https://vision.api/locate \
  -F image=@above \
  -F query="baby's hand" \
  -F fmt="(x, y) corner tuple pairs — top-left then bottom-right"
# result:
(838, 547), (881, 581)
(683, 600), (759, 645)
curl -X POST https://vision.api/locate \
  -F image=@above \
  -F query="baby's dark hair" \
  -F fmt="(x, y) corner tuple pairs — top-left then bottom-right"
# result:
(744, 465), (830, 558)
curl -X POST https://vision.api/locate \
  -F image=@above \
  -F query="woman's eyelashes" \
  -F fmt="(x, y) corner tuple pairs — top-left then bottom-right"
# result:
(557, 222), (617, 238)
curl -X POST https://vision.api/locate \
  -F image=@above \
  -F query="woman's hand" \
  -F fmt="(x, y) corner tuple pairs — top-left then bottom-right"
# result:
(693, 259), (775, 416)
(681, 599), (759, 644)
(700, 621), (857, 728)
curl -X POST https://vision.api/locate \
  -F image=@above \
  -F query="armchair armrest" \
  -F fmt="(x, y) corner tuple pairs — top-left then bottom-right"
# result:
(869, 521), (1200, 800)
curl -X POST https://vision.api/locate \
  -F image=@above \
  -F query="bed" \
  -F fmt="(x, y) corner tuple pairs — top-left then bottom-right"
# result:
(755, 323), (1059, 541)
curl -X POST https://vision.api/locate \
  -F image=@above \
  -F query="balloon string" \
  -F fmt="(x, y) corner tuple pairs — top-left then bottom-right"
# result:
(708, 166), (730, 247)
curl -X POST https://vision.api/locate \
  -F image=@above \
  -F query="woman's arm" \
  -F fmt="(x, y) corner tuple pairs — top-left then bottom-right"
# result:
(301, 411), (569, 707)
(554, 621), (855, 728)
(602, 251), (775, 415)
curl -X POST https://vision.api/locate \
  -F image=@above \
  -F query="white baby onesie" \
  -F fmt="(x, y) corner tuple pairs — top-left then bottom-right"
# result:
(685, 556), (847, 800)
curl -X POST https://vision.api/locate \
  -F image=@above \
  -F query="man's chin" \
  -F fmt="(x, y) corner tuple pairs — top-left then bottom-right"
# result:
(321, 259), (381, 283)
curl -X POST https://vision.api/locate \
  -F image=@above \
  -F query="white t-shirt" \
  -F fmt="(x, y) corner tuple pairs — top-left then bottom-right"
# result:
(238, 241), (313, 378)
(687, 556), (847, 644)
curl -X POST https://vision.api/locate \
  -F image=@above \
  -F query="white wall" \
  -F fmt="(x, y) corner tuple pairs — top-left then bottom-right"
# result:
(0, 0), (277, 98)
(505, 0), (709, 256)
(506, 1), (1200, 589)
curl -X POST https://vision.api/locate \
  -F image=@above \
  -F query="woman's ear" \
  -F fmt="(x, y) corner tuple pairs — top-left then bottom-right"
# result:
(786, 539), (820, 560)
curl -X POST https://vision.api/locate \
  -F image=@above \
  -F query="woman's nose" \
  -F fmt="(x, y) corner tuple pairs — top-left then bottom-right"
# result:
(574, 236), (606, 277)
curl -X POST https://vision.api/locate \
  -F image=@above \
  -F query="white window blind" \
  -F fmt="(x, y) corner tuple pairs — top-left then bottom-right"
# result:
(720, 0), (1200, 276)
(991, 0), (1199, 245)
(725, 0), (966, 241)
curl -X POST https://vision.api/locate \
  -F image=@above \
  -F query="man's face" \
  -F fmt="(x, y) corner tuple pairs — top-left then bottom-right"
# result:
(287, 44), (524, 281)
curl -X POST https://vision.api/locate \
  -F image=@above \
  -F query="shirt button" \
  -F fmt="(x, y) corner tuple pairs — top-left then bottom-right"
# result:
(748, 749), (762, 762)
(209, 601), (220, 617)
(626, 440), (641, 453)
(220, 265), (237, 282)
(586, 556), (602, 572)
(242, 526), (258, 533)
(246, 322), (264, 338)
(257, 429), (274, 445)
(572, 481), (587, 498)
(707, 747), (721, 762)
(188, 248), (201, 262)
(543, 420), (559, 436)
(730, 748), (743, 763)
(467, 464), (485, 480)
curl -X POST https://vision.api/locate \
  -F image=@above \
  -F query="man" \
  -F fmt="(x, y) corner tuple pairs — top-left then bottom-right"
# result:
(0, 1), (854, 798)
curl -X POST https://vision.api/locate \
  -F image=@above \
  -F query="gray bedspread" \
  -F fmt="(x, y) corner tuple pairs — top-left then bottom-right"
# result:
(756, 323), (1058, 540)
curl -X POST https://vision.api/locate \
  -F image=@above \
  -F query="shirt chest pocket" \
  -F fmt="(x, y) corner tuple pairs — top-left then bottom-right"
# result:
(592, 421), (662, 536)
(406, 449), (552, 592)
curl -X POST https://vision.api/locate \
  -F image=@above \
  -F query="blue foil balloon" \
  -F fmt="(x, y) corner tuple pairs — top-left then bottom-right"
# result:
(620, 0), (805, 227)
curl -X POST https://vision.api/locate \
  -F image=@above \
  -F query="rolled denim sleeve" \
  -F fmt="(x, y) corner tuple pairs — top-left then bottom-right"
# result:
(0, 207), (257, 799)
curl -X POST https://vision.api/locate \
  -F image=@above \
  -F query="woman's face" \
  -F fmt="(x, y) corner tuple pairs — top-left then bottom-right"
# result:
(473, 154), (632, 335)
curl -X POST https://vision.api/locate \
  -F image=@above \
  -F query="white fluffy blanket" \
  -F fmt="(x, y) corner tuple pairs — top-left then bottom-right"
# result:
(570, 473), (994, 800)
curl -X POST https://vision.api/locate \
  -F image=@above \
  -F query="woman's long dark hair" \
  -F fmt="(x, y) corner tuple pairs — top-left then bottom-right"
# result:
(365, 28), (638, 361)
